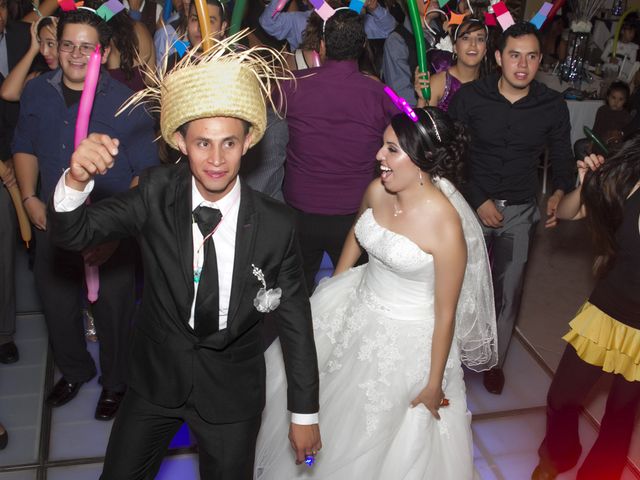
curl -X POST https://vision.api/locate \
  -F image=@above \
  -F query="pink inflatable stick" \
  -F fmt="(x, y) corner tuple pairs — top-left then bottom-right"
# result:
(74, 45), (101, 149)
(75, 45), (102, 303)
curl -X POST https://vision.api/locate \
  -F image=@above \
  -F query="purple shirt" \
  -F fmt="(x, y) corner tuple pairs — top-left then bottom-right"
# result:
(279, 60), (397, 215)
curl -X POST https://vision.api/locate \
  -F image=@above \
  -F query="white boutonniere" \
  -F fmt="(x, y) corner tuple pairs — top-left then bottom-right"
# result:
(251, 264), (282, 313)
(434, 35), (453, 53)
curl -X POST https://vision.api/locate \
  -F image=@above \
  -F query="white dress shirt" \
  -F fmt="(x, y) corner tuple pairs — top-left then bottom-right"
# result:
(189, 176), (240, 330)
(53, 171), (318, 425)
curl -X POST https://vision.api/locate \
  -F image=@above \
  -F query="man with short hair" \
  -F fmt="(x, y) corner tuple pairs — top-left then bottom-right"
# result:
(13, 7), (159, 418)
(279, 8), (396, 290)
(260, 0), (395, 51)
(48, 36), (321, 479)
(449, 21), (574, 395)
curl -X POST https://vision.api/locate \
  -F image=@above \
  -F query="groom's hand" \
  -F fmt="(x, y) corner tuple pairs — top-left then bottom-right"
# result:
(288, 423), (322, 465)
(67, 133), (120, 191)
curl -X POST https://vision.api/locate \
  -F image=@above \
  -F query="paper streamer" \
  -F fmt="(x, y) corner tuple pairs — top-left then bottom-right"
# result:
(540, 0), (565, 29)
(407, 0), (430, 100)
(75, 45), (102, 303)
(448, 11), (468, 25)
(316, 2), (335, 20)
(348, 0), (364, 12)
(194, 0), (213, 50)
(162, 0), (172, 22)
(484, 12), (496, 26)
(0, 162), (32, 248)
(174, 39), (190, 57)
(492, 1), (514, 30)
(530, 1), (552, 29)
(95, 0), (125, 21)
(57, 0), (77, 11)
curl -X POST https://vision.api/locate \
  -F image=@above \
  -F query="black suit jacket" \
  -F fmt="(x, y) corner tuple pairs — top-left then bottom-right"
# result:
(49, 162), (320, 423)
(1, 20), (32, 160)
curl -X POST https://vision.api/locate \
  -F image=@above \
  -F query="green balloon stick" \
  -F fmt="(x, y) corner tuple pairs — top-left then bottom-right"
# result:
(406, 0), (430, 101)
(229, 0), (246, 35)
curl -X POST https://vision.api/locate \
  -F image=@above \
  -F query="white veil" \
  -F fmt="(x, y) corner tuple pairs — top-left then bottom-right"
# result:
(434, 177), (498, 372)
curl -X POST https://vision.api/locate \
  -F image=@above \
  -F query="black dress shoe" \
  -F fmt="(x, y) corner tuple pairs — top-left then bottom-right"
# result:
(531, 463), (557, 480)
(483, 367), (505, 395)
(46, 378), (83, 407)
(0, 425), (7, 450)
(95, 389), (124, 421)
(0, 341), (19, 364)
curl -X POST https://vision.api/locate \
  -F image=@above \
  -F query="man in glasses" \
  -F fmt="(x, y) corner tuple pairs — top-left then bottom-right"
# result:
(13, 5), (159, 420)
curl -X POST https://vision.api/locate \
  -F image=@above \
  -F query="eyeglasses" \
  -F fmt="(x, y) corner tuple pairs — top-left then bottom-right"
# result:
(58, 40), (97, 56)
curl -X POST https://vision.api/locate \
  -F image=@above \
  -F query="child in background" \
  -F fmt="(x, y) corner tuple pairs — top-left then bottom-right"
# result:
(574, 81), (632, 158)
(601, 21), (638, 65)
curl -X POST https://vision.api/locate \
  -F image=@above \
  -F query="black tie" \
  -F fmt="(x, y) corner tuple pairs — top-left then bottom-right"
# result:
(192, 206), (223, 337)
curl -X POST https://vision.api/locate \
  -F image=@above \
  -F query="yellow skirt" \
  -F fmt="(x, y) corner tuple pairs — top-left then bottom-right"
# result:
(563, 301), (640, 382)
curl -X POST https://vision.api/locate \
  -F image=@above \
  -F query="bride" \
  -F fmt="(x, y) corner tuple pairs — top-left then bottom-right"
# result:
(255, 107), (498, 479)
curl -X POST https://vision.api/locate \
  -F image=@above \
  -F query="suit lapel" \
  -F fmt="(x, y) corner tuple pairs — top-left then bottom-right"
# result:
(173, 163), (195, 298)
(226, 183), (258, 328)
(6, 23), (23, 71)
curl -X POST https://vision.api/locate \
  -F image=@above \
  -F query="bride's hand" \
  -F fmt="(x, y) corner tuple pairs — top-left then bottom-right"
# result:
(410, 384), (446, 420)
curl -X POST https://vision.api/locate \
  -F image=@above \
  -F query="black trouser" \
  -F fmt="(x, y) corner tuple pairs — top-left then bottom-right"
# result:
(34, 230), (136, 391)
(101, 389), (262, 480)
(538, 344), (640, 479)
(0, 186), (16, 344)
(294, 210), (361, 292)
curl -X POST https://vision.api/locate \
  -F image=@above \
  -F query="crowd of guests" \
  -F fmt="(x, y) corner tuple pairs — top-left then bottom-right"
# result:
(0, 0), (638, 478)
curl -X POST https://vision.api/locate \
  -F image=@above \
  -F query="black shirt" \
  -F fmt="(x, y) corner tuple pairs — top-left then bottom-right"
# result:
(61, 82), (82, 108)
(589, 187), (640, 328)
(449, 73), (574, 210)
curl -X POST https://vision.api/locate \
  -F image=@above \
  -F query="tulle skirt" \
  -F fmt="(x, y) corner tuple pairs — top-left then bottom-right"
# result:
(255, 266), (478, 479)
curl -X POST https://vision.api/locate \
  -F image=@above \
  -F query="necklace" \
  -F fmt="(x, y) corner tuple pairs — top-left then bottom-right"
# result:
(393, 203), (403, 217)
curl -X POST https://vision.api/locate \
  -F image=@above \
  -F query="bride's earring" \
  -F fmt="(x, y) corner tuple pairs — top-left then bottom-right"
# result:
(418, 170), (424, 186)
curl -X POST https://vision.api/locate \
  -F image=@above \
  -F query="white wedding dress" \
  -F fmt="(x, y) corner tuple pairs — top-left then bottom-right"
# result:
(255, 178), (497, 480)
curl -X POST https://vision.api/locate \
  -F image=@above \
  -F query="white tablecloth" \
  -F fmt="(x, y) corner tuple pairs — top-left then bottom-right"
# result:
(566, 99), (604, 146)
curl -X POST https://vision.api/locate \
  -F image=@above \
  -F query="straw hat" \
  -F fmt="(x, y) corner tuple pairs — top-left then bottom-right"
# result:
(120, 30), (291, 150)
(161, 61), (267, 149)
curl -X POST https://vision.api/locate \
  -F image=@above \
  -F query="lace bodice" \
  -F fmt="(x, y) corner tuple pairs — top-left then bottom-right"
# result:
(354, 209), (435, 320)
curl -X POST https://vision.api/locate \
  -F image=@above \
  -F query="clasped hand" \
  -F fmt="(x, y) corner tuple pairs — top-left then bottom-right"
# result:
(411, 383), (446, 420)
(67, 133), (119, 189)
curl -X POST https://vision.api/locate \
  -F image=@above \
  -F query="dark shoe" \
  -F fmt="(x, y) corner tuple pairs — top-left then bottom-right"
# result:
(531, 463), (557, 480)
(483, 367), (505, 395)
(46, 378), (83, 407)
(0, 341), (19, 364)
(94, 389), (124, 421)
(0, 425), (7, 450)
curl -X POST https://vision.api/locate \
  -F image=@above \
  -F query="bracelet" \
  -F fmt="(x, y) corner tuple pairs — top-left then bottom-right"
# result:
(22, 195), (37, 204)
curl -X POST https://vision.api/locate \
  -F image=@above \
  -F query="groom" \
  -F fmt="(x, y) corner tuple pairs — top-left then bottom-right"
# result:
(47, 41), (321, 479)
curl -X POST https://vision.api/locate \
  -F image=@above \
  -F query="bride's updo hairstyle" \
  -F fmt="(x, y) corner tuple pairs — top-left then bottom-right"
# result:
(390, 107), (468, 189)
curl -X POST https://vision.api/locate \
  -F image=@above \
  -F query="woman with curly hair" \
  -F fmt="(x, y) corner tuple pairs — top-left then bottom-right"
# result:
(255, 107), (497, 478)
(533, 135), (640, 480)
